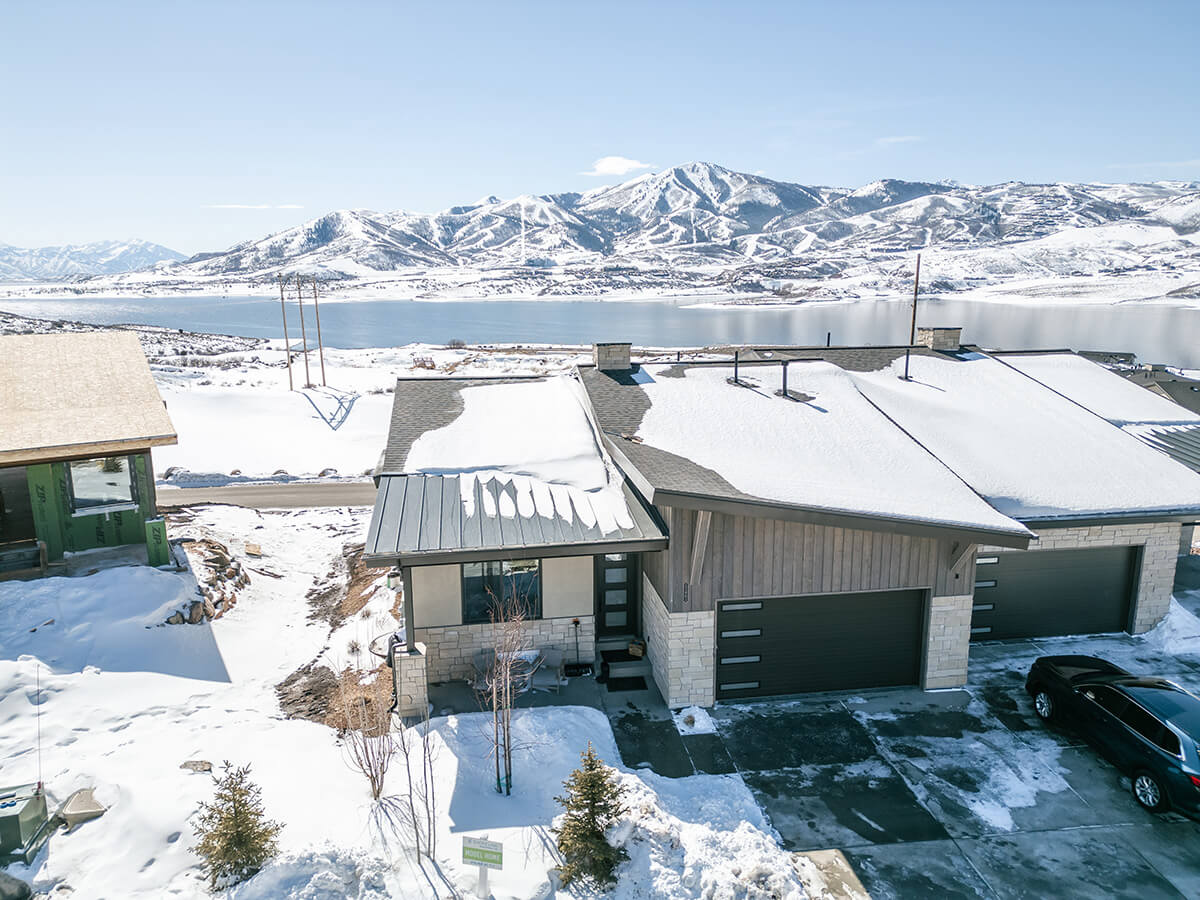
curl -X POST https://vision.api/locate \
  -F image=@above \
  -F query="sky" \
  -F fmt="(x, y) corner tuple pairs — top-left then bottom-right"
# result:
(2, 0), (1198, 254)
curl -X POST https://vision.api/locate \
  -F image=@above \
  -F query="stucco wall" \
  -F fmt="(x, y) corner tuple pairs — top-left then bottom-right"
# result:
(411, 565), (462, 628)
(542, 556), (593, 618)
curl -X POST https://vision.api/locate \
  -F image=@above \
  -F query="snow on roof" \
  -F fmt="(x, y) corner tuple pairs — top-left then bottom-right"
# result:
(0, 331), (177, 465)
(851, 353), (1200, 520)
(401, 375), (635, 535)
(632, 362), (1029, 535)
(999, 353), (1200, 426)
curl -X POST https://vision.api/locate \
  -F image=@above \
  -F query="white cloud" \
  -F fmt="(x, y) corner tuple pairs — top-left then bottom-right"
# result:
(202, 204), (305, 209)
(875, 135), (923, 146)
(580, 156), (655, 177)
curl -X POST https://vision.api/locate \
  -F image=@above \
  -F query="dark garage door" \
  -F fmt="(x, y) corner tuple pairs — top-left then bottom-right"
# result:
(715, 590), (925, 700)
(970, 546), (1138, 641)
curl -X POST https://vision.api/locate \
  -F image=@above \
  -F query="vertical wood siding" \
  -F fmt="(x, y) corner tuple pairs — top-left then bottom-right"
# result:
(661, 506), (972, 613)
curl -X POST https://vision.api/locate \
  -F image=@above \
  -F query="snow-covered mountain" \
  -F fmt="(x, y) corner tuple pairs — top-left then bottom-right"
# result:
(17, 163), (1200, 302)
(0, 239), (184, 281)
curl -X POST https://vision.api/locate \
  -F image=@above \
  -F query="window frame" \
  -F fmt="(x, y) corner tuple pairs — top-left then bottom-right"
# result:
(65, 454), (140, 517)
(459, 558), (543, 626)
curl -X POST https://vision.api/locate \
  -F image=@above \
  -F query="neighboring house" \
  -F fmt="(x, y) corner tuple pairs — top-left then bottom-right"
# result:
(365, 333), (1200, 712)
(0, 332), (178, 578)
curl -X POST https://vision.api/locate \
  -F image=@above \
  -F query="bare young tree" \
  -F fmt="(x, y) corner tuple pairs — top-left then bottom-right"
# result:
(338, 671), (395, 802)
(395, 709), (439, 858)
(475, 579), (535, 797)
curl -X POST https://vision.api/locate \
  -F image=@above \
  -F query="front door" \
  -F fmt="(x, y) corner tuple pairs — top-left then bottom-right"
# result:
(595, 553), (639, 637)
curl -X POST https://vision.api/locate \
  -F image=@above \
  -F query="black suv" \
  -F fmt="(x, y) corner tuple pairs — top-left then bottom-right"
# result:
(1026, 655), (1200, 815)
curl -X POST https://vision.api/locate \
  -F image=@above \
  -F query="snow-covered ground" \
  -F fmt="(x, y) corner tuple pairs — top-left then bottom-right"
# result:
(0, 506), (811, 899)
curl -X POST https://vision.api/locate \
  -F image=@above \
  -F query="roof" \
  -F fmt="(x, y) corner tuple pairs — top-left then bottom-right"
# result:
(998, 352), (1200, 477)
(852, 351), (1200, 522)
(367, 373), (667, 564)
(0, 331), (177, 465)
(364, 473), (667, 565)
(578, 357), (1032, 545)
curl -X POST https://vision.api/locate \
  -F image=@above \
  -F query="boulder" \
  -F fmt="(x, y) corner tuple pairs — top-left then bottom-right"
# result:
(0, 872), (32, 900)
(180, 760), (212, 774)
(166, 611), (185, 625)
(187, 601), (206, 624)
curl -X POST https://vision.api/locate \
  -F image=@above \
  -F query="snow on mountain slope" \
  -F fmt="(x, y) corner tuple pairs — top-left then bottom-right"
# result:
(23, 164), (1200, 302)
(0, 239), (184, 281)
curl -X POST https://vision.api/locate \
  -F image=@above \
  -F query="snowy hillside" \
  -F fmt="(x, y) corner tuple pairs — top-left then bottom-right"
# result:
(0, 238), (184, 281)
(14, 163), (1200, 303)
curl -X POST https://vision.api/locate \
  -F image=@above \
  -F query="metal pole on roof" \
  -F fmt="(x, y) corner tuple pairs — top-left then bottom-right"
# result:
(296, 276), (312, 388)
(311, 278), (327, 387)
(733, 349), (740, 385)
(903, 252), (921, 381)
(278, 275), (294, 391)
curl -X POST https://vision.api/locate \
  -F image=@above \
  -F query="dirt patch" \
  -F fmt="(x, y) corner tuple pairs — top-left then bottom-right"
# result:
(305, 541), (389, 628)
(325, 666), (394, 737)
(276, 662), (340, 722)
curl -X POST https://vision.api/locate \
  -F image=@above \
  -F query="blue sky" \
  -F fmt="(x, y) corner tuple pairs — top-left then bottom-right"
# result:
(3, 0), (1197, 253)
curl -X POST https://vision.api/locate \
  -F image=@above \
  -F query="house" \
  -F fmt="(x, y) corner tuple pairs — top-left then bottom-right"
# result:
(364, 333), (1200, 713)
(0, 332), (178, 578)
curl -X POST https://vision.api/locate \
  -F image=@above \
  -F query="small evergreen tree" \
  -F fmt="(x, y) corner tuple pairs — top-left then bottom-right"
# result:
(193, 762), (283, 890)
(553, 743), (628, 888)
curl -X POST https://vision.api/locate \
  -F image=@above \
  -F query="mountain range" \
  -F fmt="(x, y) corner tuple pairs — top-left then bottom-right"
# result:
(0, 239), (185, 282)
(7, 162), (1200, 302)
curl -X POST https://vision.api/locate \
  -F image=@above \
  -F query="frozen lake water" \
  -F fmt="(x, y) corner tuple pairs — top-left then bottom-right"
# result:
(2, 294), (1198, 366)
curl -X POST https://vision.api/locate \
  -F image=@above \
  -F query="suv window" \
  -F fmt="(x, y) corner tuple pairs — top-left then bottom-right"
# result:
(1157, 728), (1182, 757)
(1081, 684), (1129, 718)
(1119, 701), (1164, 744)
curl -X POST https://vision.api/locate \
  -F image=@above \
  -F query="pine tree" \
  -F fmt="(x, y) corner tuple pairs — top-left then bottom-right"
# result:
(192, 762), (283, 890)
(553, 742), (628, 888)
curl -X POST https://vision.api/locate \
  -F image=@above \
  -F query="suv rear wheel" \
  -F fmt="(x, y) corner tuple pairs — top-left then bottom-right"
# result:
(1032, 687), (1056, 722)
(1132, 771), (1169, 812)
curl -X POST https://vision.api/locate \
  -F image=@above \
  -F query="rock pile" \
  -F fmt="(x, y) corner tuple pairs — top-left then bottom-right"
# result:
(165, 538), (252, 625)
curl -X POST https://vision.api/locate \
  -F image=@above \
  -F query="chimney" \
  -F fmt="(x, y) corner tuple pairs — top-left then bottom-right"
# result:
(593, 342), (632, 372)
(916, 326), (963, 352)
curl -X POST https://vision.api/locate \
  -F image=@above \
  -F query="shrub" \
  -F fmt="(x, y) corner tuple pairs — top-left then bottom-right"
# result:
(192, 762), (283, 890)
(553, 743), (628, 888)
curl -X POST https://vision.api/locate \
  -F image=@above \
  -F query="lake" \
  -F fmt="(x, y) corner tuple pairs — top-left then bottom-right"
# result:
(2, 294), (1198, 367)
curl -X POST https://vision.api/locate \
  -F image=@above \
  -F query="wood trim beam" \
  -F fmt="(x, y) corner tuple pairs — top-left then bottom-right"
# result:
(688, 510), (712, 586)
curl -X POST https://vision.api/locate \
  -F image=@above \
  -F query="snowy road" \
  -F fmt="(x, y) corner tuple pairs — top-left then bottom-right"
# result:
(156, 481), (377, 509)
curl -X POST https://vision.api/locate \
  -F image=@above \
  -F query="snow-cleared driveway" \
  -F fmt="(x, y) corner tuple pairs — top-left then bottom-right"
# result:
(709, 559), (1200, 899)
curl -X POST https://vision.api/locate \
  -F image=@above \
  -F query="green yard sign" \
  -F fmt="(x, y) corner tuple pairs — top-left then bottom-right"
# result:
(462, 836), (503, 869)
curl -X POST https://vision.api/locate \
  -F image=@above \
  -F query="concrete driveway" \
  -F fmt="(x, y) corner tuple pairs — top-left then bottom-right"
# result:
(704, 560), (1200, 899)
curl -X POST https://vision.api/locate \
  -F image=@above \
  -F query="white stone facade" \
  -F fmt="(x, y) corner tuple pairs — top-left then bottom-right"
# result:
(415, 615), (596, 683)
(923, 594), (973, 690)
(980, 521), (1181, 635)
(643, 574), (715, 708)
(393, 642), (430, 718)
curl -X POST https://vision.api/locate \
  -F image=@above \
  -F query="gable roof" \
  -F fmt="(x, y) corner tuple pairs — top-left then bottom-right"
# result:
(0, 331), (177, 465)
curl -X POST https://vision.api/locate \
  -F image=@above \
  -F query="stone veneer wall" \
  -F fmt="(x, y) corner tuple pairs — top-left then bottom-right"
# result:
(979, 522), (1181, 635)
(415, 615), (596, 683)
(642, 574), (715, 708)
(923, 594), (973, 689)
(393, 642), (430, 718)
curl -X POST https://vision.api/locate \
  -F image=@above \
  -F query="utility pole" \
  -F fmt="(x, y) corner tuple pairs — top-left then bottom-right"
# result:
(277, 274), (294, 391)
(903, 253), (921, 381)
(295, 275), (312, 388)
(311, 277), (327, 387)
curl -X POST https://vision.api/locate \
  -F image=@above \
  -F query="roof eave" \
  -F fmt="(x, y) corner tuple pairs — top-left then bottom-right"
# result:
(0, 434), (178, 467)
(653, 489), (1032, 549)
(363, 535), (670, 569)
(1018, 509), (1200, 528)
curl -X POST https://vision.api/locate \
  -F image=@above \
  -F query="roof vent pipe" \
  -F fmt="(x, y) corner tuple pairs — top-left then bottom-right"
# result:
(733, 350), (740, 385)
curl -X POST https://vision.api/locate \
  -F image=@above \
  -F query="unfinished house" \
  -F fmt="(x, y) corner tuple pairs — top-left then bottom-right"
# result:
(0, 332), (177, 578)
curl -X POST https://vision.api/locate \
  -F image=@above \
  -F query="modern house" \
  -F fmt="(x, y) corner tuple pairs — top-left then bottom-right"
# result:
(0, 332), (178, 578)
(365, 333), (1200, 712)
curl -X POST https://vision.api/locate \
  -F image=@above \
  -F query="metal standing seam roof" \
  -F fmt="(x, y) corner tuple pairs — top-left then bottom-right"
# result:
(1126, 425), (1200, 475)
(363, 473), (668, 565)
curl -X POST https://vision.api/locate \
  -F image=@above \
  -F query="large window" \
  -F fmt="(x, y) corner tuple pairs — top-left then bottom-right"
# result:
(68, 456), (137, 514)
(461, 559), (542, 625)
